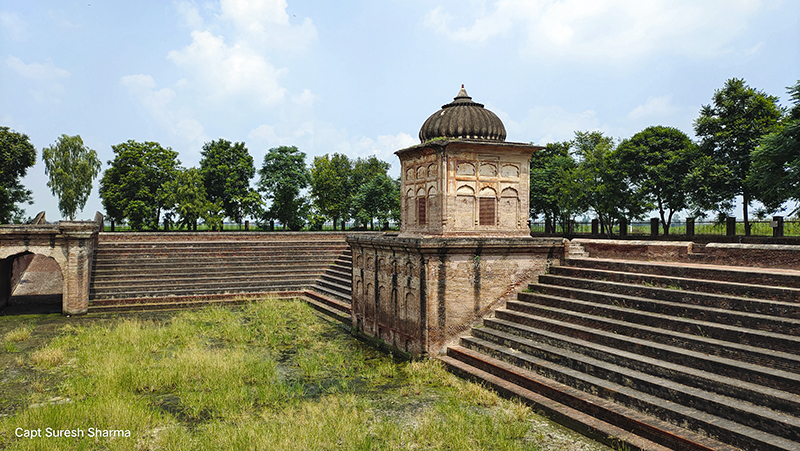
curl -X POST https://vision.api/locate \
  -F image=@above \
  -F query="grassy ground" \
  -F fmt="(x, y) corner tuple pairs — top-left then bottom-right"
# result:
(0, 300), (609, 451)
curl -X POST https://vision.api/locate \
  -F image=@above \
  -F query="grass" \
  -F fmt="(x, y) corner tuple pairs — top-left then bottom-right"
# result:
(0, 300), (609, 451)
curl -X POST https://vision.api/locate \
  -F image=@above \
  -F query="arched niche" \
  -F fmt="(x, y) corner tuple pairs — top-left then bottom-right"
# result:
(1, 252), (64, 314)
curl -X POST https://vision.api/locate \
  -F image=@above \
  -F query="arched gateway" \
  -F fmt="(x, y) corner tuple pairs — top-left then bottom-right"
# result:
(0, 213), (102, 315)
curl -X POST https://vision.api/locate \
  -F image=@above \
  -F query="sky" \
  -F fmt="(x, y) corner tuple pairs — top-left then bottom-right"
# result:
(1, 0), (798, 221)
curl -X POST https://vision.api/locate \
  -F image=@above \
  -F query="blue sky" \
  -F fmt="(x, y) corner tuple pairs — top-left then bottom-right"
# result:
(1, 0), (798, 221)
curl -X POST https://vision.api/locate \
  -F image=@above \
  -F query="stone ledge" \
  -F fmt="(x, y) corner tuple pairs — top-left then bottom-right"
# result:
(347, 234), (564, 255)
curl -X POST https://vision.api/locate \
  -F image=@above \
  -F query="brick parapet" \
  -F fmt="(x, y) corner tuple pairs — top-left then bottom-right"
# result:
(347, 234), (564, 356)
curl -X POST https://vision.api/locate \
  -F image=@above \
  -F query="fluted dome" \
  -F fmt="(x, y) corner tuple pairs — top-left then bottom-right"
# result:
(419, 86), (506, 142)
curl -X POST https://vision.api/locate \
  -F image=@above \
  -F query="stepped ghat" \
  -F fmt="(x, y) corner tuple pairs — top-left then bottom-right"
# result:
(3, 87), (800, 449)
(349, 87), (800, 450)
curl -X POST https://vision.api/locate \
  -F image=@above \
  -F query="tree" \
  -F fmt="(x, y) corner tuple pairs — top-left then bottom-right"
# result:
(350, 156), (392, 228)
(167, 167), (209, 231)
(694, 78), (783, 235)
(574, 131), (649, 235)
(41, 134), (102, 220)
(529, 141), (585, 233)
(199, 139), (256, 226)
(0, 127), (36, 223)
(750, 80), (800, 214)
(258, 146), (310, 230)
(99, 140), (180, 231)
(615, 126), (698, 234)
(353, 172), (399, 230)
(310, 153), (352, 230)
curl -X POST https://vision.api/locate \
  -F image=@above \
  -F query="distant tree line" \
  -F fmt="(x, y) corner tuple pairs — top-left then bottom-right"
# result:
(530, 78), (800, 236)
(97, 139), (400, 232)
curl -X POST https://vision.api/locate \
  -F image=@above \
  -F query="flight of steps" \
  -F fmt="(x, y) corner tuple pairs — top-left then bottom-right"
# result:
(441, 257), (800, 451)
(89, 235), (353, 321)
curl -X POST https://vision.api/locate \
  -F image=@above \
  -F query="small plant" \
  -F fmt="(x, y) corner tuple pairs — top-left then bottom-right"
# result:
(30, 347), (65, 368)
(3, 325), (32, 343)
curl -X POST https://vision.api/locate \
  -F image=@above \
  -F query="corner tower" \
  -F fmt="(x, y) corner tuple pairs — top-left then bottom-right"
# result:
(397, 86), (542, 237)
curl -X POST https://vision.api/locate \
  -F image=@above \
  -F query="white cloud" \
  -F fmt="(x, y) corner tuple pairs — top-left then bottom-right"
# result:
(426, 0), (765, 60)
(6, 56), (70, 103)
(219, 0), (317, 51)
(1, 11), (29, 41)
(499, 104), (602, 145)
(175, 0), (205, 29)
(168, 30), (288, 105)
(120, 74), (208, 150)
(627, 95), (678, 120)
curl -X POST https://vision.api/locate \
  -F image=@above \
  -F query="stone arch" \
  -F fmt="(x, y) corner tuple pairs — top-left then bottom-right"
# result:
(479, 186), (497, 197)
(416, 166), (426, 179)
(479, 162), (498, 177)
(1, 252), (64, 314)
(500, 187), (520, 229)
(456, 162), (475, 176)
(478, 187), (497, 226)
(455, 185), (475, 230)
(501, 164), (520, 178)
(427, 163), (437, 178)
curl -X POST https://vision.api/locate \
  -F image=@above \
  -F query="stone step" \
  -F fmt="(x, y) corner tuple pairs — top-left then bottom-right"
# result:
(548, 266), (800, 304)
(505, 297), (800, 372)
(493, 308), (800, 395)
(439, 354), (677, 451)
(90, 281), (311, 300)
(94, 252), (340, 264)
(91, 260), (333, 274)
(453, 338), (798, 451)
(480, 317), (800, 416)
(523, 284), (800, 338)
(565, 258), (800, 289)
(91, 273), (316, 291)
(536, 274), (800, 320)
(315, 277), (352, 299)
(443, 346), (746, 451)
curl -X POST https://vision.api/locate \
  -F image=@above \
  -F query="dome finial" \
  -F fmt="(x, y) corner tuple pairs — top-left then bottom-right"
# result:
(454, 85), (471, 103)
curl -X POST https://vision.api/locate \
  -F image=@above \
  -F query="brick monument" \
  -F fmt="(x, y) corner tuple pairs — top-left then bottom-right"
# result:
(348, 86), (564, 356)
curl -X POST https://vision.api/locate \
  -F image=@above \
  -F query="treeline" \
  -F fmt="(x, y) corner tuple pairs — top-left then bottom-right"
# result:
(530, 78), (800, 236)
(98, 140), (399, 231)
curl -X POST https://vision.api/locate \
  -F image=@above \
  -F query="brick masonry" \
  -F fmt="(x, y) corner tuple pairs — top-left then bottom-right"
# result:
(0, 219), (101, 315)
(348, 234), (564, 356)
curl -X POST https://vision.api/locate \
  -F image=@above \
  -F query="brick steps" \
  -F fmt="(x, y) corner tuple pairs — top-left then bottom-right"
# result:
(444, 258), (800, 450)
(88, 237), (354, 319)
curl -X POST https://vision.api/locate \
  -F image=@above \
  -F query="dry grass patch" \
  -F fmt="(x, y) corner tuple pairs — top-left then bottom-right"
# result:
(3, 325), (32, 343)
(30, 347), (65, 368)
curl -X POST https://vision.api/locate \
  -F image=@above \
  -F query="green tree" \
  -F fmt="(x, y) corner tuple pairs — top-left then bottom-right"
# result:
(99, 140), (180, 231)
(258, 146), (310, 230)
(615, 126), (698, 234)
(750, 81), (800, 214)
(574, 131), (649, 235)
(353, 172), (399, 230)
(694, 78), (783, 235)
(529, 141), (586, 233)
(41, 134), (102, 220)
(199, 139), (256, 226)
(167, 167), (209, 231)
(0, 127), (36, 223)
(350, 156), (392, 228)
(310, 153), (352, 230)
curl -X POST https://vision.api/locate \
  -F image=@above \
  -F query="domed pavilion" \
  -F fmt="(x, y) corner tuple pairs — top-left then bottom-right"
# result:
(397, 85), (542, 237)
(347, 86), (560, 357)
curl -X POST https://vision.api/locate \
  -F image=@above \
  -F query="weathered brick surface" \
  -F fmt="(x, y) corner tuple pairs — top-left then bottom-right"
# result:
(348, 234), (564, 356)
(1, 221), (100, 315)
